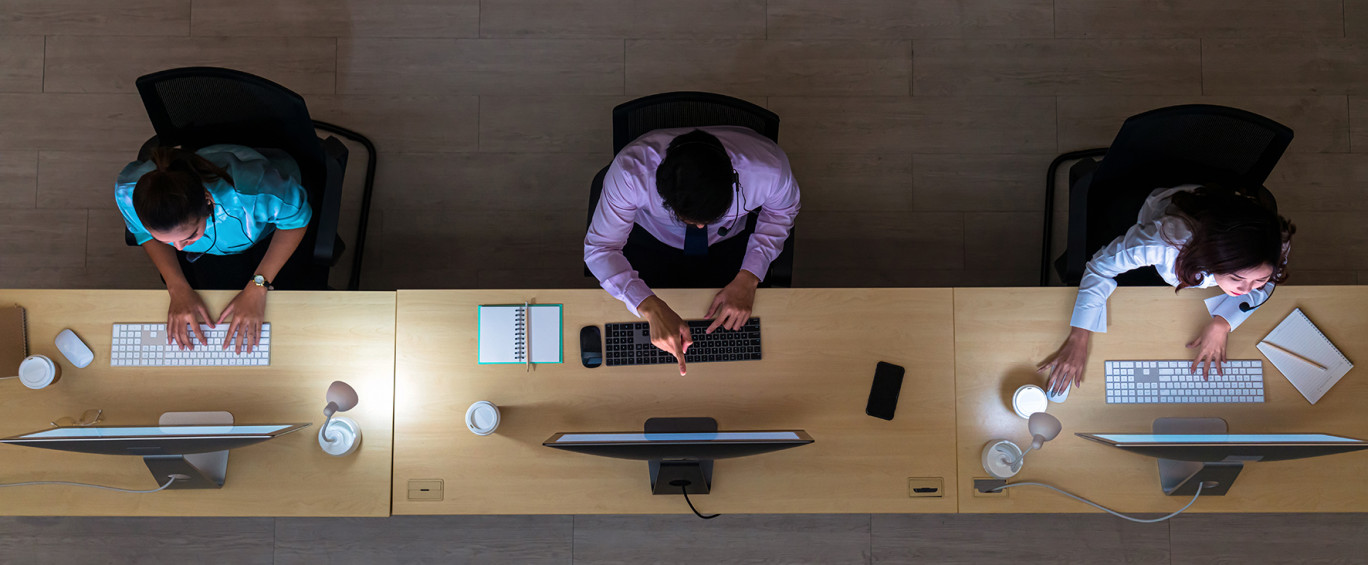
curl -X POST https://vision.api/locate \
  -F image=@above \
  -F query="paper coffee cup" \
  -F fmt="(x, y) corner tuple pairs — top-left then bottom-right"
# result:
(1012, 385), (1048, 419)
(18, 355), (59, 390)
(466, 401), (500, 435)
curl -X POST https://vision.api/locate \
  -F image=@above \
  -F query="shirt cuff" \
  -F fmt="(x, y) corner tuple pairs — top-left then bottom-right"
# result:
(622, 282), (656, 318)
(1205, 294), (1253, 331)
(740, 254), (770, 283)
(1070, 302), (1107, 333)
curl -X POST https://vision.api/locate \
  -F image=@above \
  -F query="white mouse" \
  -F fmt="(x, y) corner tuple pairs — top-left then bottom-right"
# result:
(1046, 382), (1070, 403)
(55, 329), (94, 368)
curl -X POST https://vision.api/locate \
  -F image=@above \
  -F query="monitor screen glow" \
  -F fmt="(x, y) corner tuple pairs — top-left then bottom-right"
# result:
(17, 425), (295, 440)
(1090, 433), (1362, 444)
(551, 431), (802, 443)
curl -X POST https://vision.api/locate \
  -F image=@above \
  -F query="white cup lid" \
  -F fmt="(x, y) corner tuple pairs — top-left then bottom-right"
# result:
(466, 401), (500, 435)
(1013, 385), (1048, 419)
(18, 356), (55, 389)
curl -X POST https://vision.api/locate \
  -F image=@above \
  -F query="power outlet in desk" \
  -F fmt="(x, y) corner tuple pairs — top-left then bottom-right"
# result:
(408, 479), (444, 501)
(972, 478), (1008, 498)
(907, 477), (944, 498)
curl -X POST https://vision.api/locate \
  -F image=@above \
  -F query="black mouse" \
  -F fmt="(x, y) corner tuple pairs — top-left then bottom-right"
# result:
(580, 325), (603, 368)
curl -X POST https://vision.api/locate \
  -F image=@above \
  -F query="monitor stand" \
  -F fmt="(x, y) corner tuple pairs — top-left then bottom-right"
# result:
(645, 417), (716, 495)
(1154, 417), (1242, 496)
(142, 411), (234, 490)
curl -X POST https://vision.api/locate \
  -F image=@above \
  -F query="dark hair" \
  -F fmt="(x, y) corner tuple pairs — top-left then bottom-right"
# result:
(1167, 185), (1295, 291)
(132, 147), (233, 233)
(655, 130), (735, 224)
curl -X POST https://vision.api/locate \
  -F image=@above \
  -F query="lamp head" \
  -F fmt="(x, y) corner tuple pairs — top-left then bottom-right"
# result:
(324, 381), (358, 416)
(1027, 412), (1062, 450)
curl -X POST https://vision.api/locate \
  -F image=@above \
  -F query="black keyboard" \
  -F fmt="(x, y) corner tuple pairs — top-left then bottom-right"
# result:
(603, 318), (762, 366)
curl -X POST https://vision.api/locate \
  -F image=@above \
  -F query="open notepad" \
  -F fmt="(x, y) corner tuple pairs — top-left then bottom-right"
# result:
(1257, 308), (1353, 404)
(477, 304), (563, 364)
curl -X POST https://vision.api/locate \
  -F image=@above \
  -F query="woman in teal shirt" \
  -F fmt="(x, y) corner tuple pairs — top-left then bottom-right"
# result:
(115, 145), (312, 354)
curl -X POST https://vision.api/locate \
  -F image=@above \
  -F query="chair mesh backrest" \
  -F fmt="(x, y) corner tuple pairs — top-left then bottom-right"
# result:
(1083, 104), (1293, 266)
(136, 67), (326, 200)
(613, 92), (779, 154)
(1092, 105), (1292, 189)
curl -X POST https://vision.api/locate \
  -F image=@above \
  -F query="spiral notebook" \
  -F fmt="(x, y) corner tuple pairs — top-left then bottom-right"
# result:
(477, 304), (563, 364)
(1257, 308), (1353, 405)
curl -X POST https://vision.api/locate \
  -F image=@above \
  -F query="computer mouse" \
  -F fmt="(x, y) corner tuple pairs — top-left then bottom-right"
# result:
(55, 329), (94, 368)
(580, 325), (602, 368)
(1046, 382), (1070, 403)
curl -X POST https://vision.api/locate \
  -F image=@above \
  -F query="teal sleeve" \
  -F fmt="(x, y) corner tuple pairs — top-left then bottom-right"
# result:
(216, 146), (313, 231)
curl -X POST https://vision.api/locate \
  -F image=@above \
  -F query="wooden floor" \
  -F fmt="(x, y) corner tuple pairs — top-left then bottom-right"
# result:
(5, 1), (1368, 561)
(2, 0), (1367, 290)
(3, 513), (1367, 564)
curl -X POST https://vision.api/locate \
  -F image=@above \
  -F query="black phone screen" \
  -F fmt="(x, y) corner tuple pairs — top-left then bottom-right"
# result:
(865, 361), (906, 421)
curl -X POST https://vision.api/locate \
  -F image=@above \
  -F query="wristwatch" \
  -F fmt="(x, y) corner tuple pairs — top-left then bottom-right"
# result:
(251, 274), (274, 291)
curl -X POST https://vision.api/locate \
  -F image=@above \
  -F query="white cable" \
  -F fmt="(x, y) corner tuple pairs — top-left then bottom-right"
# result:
(991, 481), (1204, 523)
(0, 477), (177, 494)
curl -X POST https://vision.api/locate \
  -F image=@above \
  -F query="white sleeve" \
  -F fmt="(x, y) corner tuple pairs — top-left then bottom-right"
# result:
(1071, 221), (1177, 333)
(1205, 282), (1273, 331)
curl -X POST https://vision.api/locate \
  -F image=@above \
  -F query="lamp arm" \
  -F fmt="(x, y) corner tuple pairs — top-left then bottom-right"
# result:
(321, 402), (338, 442)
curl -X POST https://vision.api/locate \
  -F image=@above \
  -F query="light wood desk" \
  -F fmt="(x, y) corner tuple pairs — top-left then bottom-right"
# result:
(0, 290), (395, 516)
(955, 286), (1368, 513)
(393, 288), (956, 514)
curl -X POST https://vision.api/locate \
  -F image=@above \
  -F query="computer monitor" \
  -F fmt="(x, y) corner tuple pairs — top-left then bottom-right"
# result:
(1, 423), (310, 490)
(1078, 417), (1368, 496)
(544, 417), (813, 495)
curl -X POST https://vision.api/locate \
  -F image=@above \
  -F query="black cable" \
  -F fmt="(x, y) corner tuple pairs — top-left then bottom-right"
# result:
(677, 482), (719, 520)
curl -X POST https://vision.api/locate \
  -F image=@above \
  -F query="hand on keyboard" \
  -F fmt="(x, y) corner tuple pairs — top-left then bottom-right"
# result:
(706, 271), (759, 333)
(638, 296), (693, 375)
(167, 286), (215, 350)
(1186, 317), (1231, 378)
(218, 285), (269, 354)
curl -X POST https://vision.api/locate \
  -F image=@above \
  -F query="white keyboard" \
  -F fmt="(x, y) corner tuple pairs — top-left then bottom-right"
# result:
(110, 323), (271, 367)
(1105, 359), (1264, 404)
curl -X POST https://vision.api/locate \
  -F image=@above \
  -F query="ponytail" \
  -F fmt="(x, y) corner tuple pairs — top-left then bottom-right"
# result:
(132, 147), (234, 232)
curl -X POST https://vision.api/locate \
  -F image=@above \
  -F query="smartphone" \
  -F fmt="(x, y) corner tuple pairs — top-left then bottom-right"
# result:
(865, 362), (906, 421)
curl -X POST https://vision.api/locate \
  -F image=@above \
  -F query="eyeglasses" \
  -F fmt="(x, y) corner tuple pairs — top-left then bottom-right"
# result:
(51, 408), (103, 428)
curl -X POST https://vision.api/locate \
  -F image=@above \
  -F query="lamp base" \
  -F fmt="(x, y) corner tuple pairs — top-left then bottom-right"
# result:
(981, 439), (1023, 479)
(319, 416), (362, 456)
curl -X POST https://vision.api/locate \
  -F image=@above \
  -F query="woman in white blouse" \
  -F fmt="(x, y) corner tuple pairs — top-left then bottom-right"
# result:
(1038, 184), (1295, 396)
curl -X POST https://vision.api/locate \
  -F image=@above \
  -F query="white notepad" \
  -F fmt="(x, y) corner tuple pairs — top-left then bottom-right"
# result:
(477, 304), (563, 364)
(1257, 308), (1353, 404)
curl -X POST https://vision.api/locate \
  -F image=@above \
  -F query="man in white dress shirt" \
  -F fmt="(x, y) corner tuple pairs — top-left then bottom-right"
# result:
(584, 127), (801, 375)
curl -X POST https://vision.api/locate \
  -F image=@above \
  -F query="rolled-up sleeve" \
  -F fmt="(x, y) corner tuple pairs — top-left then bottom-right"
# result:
(1205, 282), (1273, 331)
(1071, 221), (1176, 333)
(584, 162), (656, 316)
(739, 154), (801, 281)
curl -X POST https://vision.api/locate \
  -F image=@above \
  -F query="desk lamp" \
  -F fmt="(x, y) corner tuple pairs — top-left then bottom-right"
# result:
(318, 381), (361, 456)
(982, 412), (1062, 479)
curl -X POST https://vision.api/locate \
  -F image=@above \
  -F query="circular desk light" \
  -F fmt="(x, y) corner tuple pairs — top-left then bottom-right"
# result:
(319, 381), (361, 457)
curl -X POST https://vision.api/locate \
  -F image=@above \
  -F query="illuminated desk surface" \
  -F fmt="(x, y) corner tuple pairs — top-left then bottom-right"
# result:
(0, 290), (395, 517)
(393, 288), (957, 515)
(955, 286), (1368, 513)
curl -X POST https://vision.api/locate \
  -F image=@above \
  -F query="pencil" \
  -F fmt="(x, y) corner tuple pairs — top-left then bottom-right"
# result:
(1261, 340), (1328, 371)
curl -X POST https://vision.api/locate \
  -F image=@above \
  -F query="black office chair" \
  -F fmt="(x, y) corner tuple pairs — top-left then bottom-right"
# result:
(584, 91), (796, 287)
(125, 67), (377, 290)
(1041, 104), (1293, 287)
